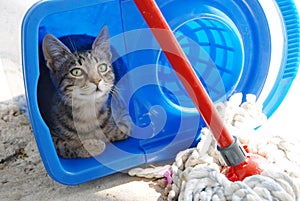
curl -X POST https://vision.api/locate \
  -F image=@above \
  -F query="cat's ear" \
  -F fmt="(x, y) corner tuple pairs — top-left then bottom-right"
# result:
(43, 34), (74, 73)
(92, 26), (112, 61)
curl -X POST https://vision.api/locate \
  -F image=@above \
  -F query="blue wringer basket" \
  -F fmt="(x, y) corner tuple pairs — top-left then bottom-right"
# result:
(22, 0), (300, 185)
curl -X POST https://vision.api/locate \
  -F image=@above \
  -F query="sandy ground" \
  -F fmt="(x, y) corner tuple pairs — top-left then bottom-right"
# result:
(1, 0), (300, 201)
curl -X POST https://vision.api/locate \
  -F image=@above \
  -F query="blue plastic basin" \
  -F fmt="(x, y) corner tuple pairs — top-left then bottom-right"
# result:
(22, 0), (300, 185)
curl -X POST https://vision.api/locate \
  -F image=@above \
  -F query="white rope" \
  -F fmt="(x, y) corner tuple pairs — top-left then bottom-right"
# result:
(128, 93), (300, 200)
(128, 164), (171, 179)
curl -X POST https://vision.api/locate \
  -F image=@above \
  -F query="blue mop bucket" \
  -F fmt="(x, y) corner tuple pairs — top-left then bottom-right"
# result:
(22, 0), (300, 185)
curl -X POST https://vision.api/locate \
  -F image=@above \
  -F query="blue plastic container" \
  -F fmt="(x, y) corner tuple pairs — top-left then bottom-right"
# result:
(22, 0), (300, 185)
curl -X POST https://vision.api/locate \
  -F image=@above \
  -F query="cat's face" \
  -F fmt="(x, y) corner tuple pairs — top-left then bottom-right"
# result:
(42, 26), (114, 104)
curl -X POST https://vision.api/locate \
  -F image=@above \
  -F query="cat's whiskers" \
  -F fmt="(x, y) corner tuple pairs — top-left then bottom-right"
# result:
(110, 86), (120, 95)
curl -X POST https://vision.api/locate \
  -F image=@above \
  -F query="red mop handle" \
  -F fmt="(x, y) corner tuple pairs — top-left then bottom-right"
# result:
(134, 0), (234, 148)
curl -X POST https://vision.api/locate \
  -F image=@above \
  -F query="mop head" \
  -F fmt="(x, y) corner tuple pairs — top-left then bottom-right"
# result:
(129, 93), (300, 201)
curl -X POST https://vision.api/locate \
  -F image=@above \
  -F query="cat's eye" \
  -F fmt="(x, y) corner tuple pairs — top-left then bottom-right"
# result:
(98, 63), (108, 73)
(70, 68), (83, 77)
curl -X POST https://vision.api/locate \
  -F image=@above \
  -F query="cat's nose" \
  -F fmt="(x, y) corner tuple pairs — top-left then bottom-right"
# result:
(92, 79), (101, 85)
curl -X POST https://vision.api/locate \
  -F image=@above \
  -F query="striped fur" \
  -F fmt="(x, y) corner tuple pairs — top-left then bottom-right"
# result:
(42, 26), (131, 158)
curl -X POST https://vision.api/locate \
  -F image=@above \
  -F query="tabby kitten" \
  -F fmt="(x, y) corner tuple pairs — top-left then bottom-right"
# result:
(42, 26), (131, 158)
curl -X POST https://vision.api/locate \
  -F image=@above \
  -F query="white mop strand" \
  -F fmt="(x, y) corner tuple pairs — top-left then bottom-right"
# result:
(128, 93), (300, 200)
(128, 164), (172, 179)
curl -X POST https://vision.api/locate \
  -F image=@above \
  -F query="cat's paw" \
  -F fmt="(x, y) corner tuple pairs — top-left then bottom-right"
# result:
(117, 121), (132, 136)
(81, 139), (106, 157)
(105, 121), (131, 142)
